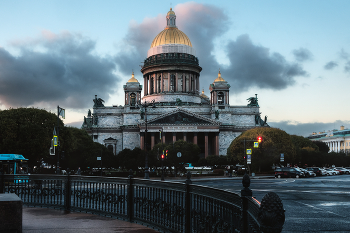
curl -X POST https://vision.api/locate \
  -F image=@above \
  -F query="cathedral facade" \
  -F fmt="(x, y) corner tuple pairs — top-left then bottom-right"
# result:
(82, 8), (267, 157)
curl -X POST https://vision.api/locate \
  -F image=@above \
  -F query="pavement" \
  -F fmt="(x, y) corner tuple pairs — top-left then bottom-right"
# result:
(23, 207), (160, 233)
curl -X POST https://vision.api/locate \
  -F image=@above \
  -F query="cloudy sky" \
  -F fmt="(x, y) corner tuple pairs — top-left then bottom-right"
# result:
(0, 0), (349, 136)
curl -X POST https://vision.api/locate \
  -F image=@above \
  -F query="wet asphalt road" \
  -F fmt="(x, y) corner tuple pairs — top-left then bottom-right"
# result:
(193, 175), (350, 233)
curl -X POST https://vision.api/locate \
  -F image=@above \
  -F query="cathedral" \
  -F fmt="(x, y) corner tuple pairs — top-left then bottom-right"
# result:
(82, 8), (267, 157)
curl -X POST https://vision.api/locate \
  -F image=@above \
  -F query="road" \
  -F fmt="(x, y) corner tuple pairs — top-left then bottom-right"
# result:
(192, 175), (350, 233)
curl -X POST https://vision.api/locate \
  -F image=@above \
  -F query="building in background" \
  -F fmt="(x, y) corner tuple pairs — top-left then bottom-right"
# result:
(307, 126), (350, 154)
(82, 8), (268, 157)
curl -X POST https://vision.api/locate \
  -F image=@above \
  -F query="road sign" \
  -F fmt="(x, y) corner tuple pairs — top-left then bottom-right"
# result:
(246, 149), (252, 155)
(280, 153), (284, 162)
(254, 142), (259, 148)
(177, 152), (182, 158)
(97, 157), (101, 161)
(53, 136), (58, 147)
(247, 154), (251, 164)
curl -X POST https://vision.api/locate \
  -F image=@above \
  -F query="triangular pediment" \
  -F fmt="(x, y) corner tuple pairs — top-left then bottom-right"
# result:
(148, 108), (220, 125)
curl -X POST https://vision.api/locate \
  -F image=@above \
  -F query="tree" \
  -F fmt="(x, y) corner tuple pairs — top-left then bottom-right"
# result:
(0, 108), (62, 168)
(227, 127), (296, 172)
(312, 141), (329, 153)
(116, 147), (146, 171)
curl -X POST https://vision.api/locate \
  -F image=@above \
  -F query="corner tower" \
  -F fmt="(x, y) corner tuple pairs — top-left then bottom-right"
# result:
(141, 8), (202, 104)
(209, 70), (230, 109)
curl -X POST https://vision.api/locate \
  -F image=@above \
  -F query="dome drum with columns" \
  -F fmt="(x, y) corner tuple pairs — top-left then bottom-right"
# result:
(82, 8), (268, 157)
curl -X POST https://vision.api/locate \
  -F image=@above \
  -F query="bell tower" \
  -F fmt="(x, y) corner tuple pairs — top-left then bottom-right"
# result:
(123, 71), (142, 107)
(209, 70), (230, 109)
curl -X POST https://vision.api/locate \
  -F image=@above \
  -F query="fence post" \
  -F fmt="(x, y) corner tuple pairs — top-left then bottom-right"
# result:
(241, 173), (252, 233)
(185, 171), (192, 233)
(258, 192), (285, 233)
(64, 170), (71, 212)
(128, 169), (134, 222)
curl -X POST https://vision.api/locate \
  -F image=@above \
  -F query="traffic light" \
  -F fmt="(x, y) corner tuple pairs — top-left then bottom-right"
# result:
(166, 150), (168, 157)
(257, 136), (262, 143)
(161, 154), (165, 160)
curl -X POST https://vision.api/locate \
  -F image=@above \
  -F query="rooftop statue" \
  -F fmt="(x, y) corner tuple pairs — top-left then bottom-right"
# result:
(247, 94), (259, 107)
(93, 95), (105, 107)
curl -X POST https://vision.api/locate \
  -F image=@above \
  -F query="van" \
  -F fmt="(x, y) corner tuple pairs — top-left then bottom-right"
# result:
(275, 167), (302, 178)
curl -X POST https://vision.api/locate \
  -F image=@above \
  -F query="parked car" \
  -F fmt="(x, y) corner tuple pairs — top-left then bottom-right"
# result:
(301, 168), (316, 177)
(306, 167), (322, 176)
(275, 167), (302, 178)
(335, 167), (350, 174)
(294, 168), (306, 178)
(331, 168), (341, 175)
(319, 169), (328, 176)
(324, 168), (336, 175)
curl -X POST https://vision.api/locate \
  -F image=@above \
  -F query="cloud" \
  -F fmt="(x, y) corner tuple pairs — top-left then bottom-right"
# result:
(269, 120), (350, 137)
(339, 49), (349, 60)
(293, 48), (313, 62)
(114, 3), (307, 94)
(324, 61), (338, 70)
(223, 34), (308, 91)
(345, 61), (350, 73)
(0, 31), (119, 109)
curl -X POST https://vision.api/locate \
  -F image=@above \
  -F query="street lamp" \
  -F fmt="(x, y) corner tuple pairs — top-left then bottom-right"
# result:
(139, 100), (156, 179)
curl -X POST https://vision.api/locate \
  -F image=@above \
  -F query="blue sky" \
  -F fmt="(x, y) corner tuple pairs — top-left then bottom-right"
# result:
(0, 0), (349, 136)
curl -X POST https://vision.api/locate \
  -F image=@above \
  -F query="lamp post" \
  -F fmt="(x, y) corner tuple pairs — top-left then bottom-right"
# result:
(140, 100), (155, 179)
(56, 106), (65, 175)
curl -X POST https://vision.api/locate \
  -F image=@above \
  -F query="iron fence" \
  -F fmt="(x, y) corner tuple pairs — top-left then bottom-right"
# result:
(0, 173), (284, 233)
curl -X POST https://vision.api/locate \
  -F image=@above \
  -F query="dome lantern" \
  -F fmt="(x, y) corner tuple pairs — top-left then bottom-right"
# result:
(166, 8), (177, 28)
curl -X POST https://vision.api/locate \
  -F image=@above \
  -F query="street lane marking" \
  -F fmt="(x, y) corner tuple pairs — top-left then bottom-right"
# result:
(294, 201), (343, 217)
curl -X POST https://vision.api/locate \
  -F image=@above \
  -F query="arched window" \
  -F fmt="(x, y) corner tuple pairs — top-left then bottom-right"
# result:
(170, 74), (176, 92)
(130, 93), (136, 106)
(150, 78), (154, 94)
(158, 76), (161, 93)
(218, 92), (224, 105)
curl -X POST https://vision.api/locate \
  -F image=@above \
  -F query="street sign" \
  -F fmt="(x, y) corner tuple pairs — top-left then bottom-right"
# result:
(177, 152), (182, 158)
(254, 142), (259, 148)
(246, 149), (252, 155)
(280, 153), (284, 162)
(247, 154), (251, 164)
(97, 157), (101, 161)
(53, 136), (58, 147)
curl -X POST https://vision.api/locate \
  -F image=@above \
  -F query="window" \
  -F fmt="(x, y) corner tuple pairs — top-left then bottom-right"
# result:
(218, 92), (224, 105)
(130, 93), (136, 106)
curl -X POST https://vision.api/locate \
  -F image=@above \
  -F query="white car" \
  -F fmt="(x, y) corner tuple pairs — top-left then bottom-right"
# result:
(319, 169), (328, 176)
(324, 168), (336, 175)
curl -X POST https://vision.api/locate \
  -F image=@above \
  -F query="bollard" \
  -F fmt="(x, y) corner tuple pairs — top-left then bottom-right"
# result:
(258, 192), (285, 233)
(241, 174), (252, 233)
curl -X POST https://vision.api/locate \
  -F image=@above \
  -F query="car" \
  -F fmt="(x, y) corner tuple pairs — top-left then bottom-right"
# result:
(306, 167), (322, 176)
(294, 168), (306, 178)
(324, 168), (336, 175)
(319, 169), (328, 176)
(301, 168), (316, 177)
(275, 167), (302, 178)
(335, 167), (350, 174)
(331, 168), (341, 175)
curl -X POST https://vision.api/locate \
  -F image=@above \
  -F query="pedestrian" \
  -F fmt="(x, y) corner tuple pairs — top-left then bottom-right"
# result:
(78, 167), (81, 175)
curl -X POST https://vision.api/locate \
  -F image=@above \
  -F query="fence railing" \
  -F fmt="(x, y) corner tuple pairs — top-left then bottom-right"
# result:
(0, 172), (285, 233)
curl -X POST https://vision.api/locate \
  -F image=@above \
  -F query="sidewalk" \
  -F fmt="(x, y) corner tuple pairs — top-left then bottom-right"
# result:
(23, 206), (160, 233)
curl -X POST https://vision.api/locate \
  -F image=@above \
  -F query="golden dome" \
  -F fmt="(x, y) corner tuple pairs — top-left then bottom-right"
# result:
(167, 8), (175, 16)
(127, 71), (139, 83)
(214, 70), (226, 82)
(150, 8), (192, 48)
(150, 28), (192, 48)
(200, 89), (209, 99)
